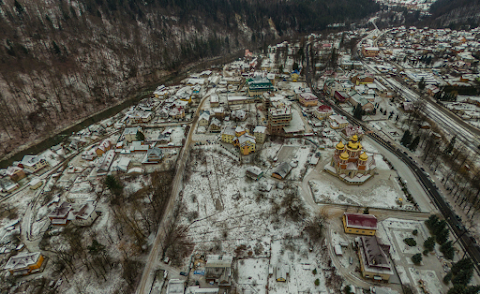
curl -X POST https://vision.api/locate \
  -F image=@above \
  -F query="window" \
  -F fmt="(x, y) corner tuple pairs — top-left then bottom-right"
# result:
(362, 231), (365, 233)
(356, 230), (359, 233)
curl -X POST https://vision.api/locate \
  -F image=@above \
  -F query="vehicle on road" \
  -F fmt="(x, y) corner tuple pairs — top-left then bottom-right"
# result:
(180, 271), (188, 276)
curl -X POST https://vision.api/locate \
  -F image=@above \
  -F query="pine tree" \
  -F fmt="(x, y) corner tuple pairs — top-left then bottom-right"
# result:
(409, 136), (420, 151)
(14, 0), (24, 14)
(353, 104), (363, 120)
(418, 77), (426, 90)
(401, 130), (412, 146)
(136, 131), (145, 141)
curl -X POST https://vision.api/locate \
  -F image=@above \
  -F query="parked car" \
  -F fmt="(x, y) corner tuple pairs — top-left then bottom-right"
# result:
(180, 271), (188, 276)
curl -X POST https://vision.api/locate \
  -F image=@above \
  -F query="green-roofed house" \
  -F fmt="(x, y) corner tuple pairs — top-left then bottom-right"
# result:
(247, 77), (274, 97)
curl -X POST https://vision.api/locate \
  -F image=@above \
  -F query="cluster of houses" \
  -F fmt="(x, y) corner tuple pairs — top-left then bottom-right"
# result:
(0, 154), (50, 193)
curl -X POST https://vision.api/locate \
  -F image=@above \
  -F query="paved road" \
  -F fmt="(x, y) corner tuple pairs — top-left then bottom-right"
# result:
(135, 93), (212, 294)
(305, 42), (480, 273)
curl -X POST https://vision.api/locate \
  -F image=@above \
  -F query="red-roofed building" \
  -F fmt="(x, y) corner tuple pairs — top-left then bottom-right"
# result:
(342, 213), (377, 236)
(314, 104), (333, 120)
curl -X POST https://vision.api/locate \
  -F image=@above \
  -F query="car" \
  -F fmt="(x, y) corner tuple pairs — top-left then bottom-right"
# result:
(180, 271), (188, 276)
(420, 167), (425, 172)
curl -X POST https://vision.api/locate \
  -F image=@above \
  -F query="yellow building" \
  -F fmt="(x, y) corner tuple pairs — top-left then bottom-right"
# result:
(291, 73), (299, 82)
(235, 126), (247, 137)
(356, 236), (393, 281)
(5, 252), (44, 276)
(221, 127), (235, 144)
(342, 213), (377, 236)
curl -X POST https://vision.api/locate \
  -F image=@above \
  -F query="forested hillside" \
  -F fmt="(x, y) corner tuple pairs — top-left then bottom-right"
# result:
(0, 0), (379, 157)
(429, 0), (480, 28)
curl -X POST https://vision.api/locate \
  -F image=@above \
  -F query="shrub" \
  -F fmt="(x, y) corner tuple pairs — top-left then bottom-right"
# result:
(404, 238), (417, 246)
(312, 268), (317, 275)
(412, 253), (422, 265)
(423, 249), (430, 256)
(412, 229), (418, 236)
(314, 279), (320, 286)
(443, 271), (452, 284)
(424, 236), (436, 251)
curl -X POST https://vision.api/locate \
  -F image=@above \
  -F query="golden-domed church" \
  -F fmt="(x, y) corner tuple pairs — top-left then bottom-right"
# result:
(325, 135), (376, 184)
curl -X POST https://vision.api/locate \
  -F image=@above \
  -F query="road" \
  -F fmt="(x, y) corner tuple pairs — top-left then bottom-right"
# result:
(305, 42), (480, 273)
(135, 91), (212, 294)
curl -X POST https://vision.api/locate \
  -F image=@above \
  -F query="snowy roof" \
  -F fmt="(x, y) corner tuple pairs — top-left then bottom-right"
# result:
(206, 255), (233, 268)
(253, 126), (267, 134)
(272, 162), (293, 179)
(5, 252), (42, 271)
(73, 201), (96, 220)
(344, 213), (377, 230)
(124, 127), (141, 135)
(283, 110), (305, 133)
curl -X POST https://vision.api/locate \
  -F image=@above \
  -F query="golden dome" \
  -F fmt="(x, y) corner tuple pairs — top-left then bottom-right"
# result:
(336, 141), (345, 150)
(359, 152), (368, 161)
(340, 151), (349, 160)
(347, 140), (363, 150)
(351, 134), (358, 142)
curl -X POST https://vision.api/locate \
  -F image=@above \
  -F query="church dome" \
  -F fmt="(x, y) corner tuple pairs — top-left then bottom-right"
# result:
(340, 151), (349, 160)
(351, 134), (358, 142)
(336, 142), (345, 150)
(359, 152), (368, 161)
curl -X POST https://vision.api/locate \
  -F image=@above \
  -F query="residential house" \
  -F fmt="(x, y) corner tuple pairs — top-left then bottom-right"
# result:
(19, 155), (49, 173)
(29, 178), (43, 190)
(142, 147), (164, 164)
(127, 111), (153, 124)
(238, 134), (256, 155)
(272, 162), (293, 180)
(246, 166), (264, 181)
(71, 201), (98, 226)
(235, 126), (247, 137)
(231, 109), (247, 121)
(329, 115), (349, 129)
(199, 112), (211, 127)
(253, 126), (267, 144)
(356, 236), (393, 281)
(361, 46), (380, 57)
(334, 91), (350, 103)
(124, 127), (143, 143)
(48, 202), (74, 226)
(314, 105), (333, 120)
(212, 107), (225, 119)
(169, 107), (185, 120)
(6, 166), (26, 182)
(349, 93), (374, 113)
(210, 94), (219, 107)
(97, 150), (115, 176)
(205, 255), (232, 287)
(95, 140), (112, 156)
(209, 118), (222, 133)
(221, 127), (235, 144)
(4, 252), (44, 276)
(298, 93), (318, 107)
(0, 178), (19, 193)
(351, 74), (375, 85)
(342, 213), (377, 236)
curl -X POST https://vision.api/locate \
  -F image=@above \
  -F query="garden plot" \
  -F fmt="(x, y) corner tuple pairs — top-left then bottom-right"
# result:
(180, 147), (309, 255)
(268, 240), (325, 294)
(408, 268), (443, 294)
(236, 258), (269, 294)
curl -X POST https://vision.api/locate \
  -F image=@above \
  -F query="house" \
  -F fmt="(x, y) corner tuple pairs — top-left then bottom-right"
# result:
(95, 140), (112, 156)
(275, 265), (289, 282)
(362, 46), (380, 57)
(351, 74), (375, 85)
(349, 93), (374, 113)
(0, 178), (19, 193)
(71, 201), (98, 226)
(205, 255), (232, 286)
(6, 166), (26, 182)
(210, 94), (219, 107)
(48, 202), (74, 226)
(212, 107), (226, 119)
(342, 213), (377, 236)
(235, 126), (247, 137)
(124, 127), (142, 143)
(268, 102), (292, 135)
(209, 118), (222, 133)
(329, 115), (349, 129)
(334, 91), (350, 103)
(29, 178), (43, 190)
(198, 112), (211, 127)
(231, 109), (247, 121)
(221, 127), (235, 144)
(19, 155), (49, 173)
(314, 105), (333, 120)
(169, 107), (185, 120)
(356, 236), (393, 281)
(299, 93), (318, 107)
(82, 148), (98, 161)
(4, 252), (44, 276)
(167, 279), (185, 294)
(253, 126), (267, 144)
(127, 111), (153, 124)
(246, 166), (264, 181)
(234, 134), (256, 155)
(272, 162), (293, 180)
(247, 77), (274, 97)
(143, 147), (164, 164)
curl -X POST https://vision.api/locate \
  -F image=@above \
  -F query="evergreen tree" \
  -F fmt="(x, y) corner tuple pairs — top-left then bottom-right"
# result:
(412, 253), (423, 265)
(353, 104), (363, 120)
(424, 236), (436, 251)
(14, 0), (24, 14)
(418, 77), (426, 90)
(105, 175), (123, 195)
(136, 131), (145, 141)
(440, 241), (455, 260)
(409, 136), (420, 151)
(401, 130), (412, 146)
(425, 214), (439, 230)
